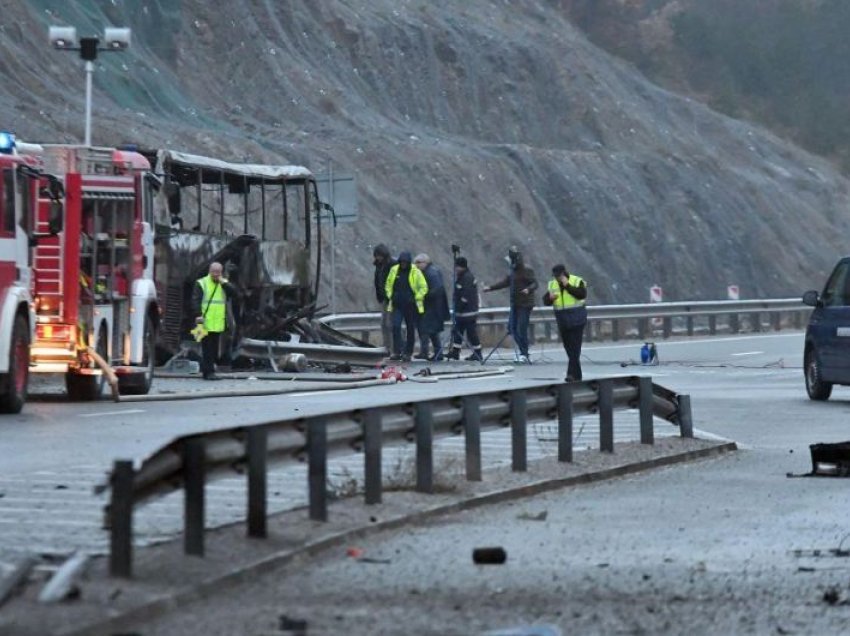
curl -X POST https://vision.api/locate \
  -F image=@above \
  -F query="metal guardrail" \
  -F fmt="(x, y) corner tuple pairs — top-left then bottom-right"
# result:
(104, 375), (693, 577)
(319, 298), (809, 343)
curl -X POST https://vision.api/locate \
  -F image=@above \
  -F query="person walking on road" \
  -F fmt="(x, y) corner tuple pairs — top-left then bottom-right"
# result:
(385, 251), (428, 361)
(192, 262), (239, 380)
(413, 253), (451, 360)
(546, 263), (587, 381)
(372, 244), (395, 352)
(483, 246), (538, 364)
(446, 256), (483, 362)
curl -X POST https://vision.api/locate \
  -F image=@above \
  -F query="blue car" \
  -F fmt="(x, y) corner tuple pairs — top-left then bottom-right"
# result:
(802, 257), (850, 400)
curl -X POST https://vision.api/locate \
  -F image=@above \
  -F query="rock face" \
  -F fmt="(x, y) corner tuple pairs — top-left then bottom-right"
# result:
(2, 1), (848, 309)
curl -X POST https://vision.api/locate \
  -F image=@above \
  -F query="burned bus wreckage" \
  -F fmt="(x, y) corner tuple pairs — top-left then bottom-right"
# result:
(146, 149), (383, 369)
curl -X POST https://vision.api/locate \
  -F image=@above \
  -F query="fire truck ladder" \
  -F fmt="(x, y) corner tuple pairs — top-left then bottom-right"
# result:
(34, 194), (64, 318)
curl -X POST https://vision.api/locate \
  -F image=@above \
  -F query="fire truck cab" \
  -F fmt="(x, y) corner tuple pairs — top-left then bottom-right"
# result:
(29, 144), (159, 399)
(0, 132), (37, 413)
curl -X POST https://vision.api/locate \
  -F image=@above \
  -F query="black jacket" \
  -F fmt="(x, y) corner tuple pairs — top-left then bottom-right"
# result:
(373, 244), (395, 304)
(454, 269), (479, 316)
(489, 265), (538, 308)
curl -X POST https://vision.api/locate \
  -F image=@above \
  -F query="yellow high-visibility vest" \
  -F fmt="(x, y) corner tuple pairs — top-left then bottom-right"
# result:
(548, 274), (586, 309)
(385, 265), (428, 313)
(197, 275), (227, 333)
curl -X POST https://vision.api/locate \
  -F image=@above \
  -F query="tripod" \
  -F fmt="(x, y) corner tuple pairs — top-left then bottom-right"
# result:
(482, 264), (520, 365)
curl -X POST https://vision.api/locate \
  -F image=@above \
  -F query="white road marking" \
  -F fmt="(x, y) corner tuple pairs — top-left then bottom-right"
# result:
(731, 351), (764, 357)
(79, 409), (146, 418)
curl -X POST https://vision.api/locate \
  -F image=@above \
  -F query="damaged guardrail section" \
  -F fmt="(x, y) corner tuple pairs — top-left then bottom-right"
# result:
(102, 375), (694, 578)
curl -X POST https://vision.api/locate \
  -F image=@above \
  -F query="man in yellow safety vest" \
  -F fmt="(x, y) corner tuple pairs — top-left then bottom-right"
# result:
(384, 251), (428, 361)
(546, 264), (588, 382)
(192, 262), (238, 380)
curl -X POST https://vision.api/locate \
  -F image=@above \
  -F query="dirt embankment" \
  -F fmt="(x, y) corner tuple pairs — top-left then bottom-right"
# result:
(2, 1), (848, 309)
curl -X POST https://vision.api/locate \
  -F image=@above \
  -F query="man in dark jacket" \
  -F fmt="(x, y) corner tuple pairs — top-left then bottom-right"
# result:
(372, 244), (395, 351)
(413, 253), (451, 360)
(446, 256), (483, 362)
(483, 246), (537, 364)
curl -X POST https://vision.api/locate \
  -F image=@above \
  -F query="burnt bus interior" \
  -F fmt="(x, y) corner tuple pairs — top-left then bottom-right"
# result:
(146, 150), (323, 362)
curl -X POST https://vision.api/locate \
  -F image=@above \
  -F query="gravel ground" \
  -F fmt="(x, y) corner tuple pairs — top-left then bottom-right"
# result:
(0, 437), (728, 636)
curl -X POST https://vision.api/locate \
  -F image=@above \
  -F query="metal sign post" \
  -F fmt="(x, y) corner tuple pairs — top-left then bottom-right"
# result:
(315, 166), (358, 315)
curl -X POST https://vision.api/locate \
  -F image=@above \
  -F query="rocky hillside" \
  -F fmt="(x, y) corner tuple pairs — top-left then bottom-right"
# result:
(2, 0), (849, 310)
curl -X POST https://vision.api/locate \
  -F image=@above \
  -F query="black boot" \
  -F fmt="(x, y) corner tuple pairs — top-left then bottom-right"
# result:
(446, 348), (460, 360)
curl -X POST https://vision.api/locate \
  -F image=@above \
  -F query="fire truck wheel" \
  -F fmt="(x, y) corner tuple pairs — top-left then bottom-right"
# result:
(118, 314), (155, 395)
(0, 314), (29, 414)
(65, 326), (108, 401)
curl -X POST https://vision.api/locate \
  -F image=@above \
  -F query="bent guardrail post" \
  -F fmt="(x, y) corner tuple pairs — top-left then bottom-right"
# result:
(638, 377), (654, 445)
(308, 416), (328, 521)
(416, 403), (434, 493)
(598, 379), (614, 453)
(183, 438), (206, 556)
(677, 395), (694, 438)
(109, 460), (134, 578)
(364, 409), (382, 505)
(462, 395), (482, 481)
(557, 384), (573, 462)
(511, 390), (528, 472)
(246, 427), (268, 538)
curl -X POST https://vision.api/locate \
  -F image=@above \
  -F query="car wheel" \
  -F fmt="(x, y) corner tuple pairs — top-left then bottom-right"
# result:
(805, 348), (832, 401)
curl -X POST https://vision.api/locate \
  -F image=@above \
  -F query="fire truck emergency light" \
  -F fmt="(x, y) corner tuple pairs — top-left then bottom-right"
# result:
(0, 131), (16, 154)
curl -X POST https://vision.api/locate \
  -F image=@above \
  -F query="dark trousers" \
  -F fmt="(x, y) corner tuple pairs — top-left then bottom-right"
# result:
(201, 331), (221, 378)
(451, 315), (481, 349)
(418, 328), (443, 357)
(510, 306), (532, 356)
(559, 323), (584, 381)
(392, 304), (418, 356)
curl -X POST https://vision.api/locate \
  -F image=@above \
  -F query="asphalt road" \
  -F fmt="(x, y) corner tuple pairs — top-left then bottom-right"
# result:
(126, 331), (850, 635)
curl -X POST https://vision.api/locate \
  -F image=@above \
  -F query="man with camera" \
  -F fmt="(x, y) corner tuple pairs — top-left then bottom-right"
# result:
(546, 264), (588, 382)
(483, 246), (538, 364)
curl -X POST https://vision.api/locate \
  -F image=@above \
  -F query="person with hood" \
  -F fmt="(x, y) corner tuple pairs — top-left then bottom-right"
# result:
(413, 253), (451, 360)
(446, 256), (483, 362)
(385, 251), (428, 361)
(483, 246), (538, 364)
(372, 244), (395, 351)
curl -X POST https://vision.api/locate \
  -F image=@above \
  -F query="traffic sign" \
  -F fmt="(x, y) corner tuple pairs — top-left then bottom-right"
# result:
(727, 285), (740, 301)
(315, 171), (358, 223)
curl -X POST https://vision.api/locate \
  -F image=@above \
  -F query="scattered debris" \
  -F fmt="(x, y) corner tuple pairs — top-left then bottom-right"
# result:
(472, 547), (507, 564)
(822, 585), (847, 606)
(379, 366), (406, 382)
(517, 510), (548, 522)
(358, 557), (392, 564)
(38, 551), (90, 603)
(278, 613), (309, 634)
(0, 555), (36, 608)
(484, 625), (562, 636)
(789, 441), (850, 477)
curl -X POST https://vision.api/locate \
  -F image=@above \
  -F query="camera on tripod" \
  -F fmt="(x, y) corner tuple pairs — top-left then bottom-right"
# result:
(451, 244), (461, 255)
(507, 246), (519, 268)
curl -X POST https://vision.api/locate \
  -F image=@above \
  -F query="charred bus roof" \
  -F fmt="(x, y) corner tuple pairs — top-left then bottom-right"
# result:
(150, 149), (314, 188)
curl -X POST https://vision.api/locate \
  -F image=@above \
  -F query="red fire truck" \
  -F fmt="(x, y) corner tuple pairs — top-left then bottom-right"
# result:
(28, 143), (160, 399)
(0, 132), (37, 412)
